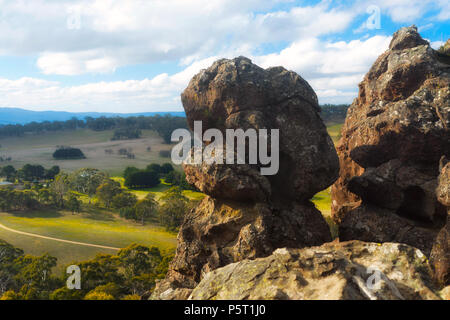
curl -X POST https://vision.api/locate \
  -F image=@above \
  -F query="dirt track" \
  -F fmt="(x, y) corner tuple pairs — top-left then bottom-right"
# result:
(0, 222), (120, 251)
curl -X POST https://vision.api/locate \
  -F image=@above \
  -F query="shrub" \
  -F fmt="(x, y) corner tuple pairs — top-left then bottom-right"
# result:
(146, 163), (161, 174)
(160, 163), (174, 174)
(53, 147), (85, 160)
(124, 170), (159, 188)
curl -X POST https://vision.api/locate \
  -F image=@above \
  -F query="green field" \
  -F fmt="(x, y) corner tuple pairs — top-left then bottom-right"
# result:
(0, 209), (177, 273)
(0, 128), (173, 176)
(111, 177), (205, 201)
(326, 122), (343, 144)
(312, 187), (337, 239)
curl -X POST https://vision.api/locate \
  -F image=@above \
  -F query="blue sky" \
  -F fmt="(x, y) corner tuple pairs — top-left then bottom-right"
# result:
(0, 0), (448, 113)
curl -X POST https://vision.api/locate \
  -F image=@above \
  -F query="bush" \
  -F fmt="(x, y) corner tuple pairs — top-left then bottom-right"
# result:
(158, 187), (191, 231)
(112, 192), (137, 209)
(164, 170), (196, 191)
(53, 147), (85, 160)
(124, 170), (160, 188)
(123, 166), (140, 180)
(160, 163), (174, 174)
(146, 163), (161, 174)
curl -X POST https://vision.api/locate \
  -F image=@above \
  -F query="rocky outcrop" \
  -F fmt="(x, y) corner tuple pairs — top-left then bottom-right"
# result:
(430, 159), (450, 286)
(189, 241), (443, 300)
(151, 57), (339, 299)
(163, 197), (332, 289)
(331, 26), (449, 257)
(339, 205), (438, 256)
(182, 57), (339, 201)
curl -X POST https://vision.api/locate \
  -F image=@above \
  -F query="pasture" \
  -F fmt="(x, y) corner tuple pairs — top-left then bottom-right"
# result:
(0, 129), (173, 177)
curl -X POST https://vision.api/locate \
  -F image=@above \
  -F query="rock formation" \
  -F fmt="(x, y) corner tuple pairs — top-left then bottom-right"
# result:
(331, 26), (449, 258)
(189, 241), (443, 300)
(430, 157), (449, 286)
(151, 57), (339, 299)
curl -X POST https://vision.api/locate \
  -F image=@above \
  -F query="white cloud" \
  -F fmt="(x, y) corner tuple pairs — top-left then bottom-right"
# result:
(0, 55), (222, 112)
(253, 35), (392, 103)
(37, 51), (118, 75)
(0, 0), (355, 75)
(0, 34), (394, 111)
(430, 41), (444, 50)
(435, 0), (450, 21)
(357, 0), (450, 23)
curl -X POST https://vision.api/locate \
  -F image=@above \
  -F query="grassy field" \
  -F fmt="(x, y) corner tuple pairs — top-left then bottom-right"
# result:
(0, 209), (177, 273)
(0, 128), (173, 176)
(326, 122), (343, 144)
(111, 177), (205, 201)
(312, 187), (337, 239)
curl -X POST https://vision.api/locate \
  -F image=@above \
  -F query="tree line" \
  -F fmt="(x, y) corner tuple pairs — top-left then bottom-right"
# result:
(0, 114), (188, 144)
(319, 104), (349, 123)
(0, 164), (60, 182)
(0, 164), (198, 231)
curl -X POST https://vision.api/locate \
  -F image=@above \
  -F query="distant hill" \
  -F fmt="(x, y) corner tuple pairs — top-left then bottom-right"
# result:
(0, 107), (186, 125)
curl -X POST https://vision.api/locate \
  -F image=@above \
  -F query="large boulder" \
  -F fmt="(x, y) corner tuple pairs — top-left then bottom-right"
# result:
(183, 154), (271, 202)
(182, 56), (339, 201)
(189, 241), (443, 300)
(331, 26), (450, 224)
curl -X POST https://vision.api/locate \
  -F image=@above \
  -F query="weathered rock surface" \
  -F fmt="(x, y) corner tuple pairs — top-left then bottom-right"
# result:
(332, 26), (450, 223)
(331, 26), (449, 259)
(182, 56), (339, 201)
(430, 159), (450, 286)
(347, 159), (445, 222)
(189, 241), (443, 300)
(163, 197), (331, 288)
(152, 57), (338, 299)
(339, 205), (438, 256)
(183, 155), (271, 202)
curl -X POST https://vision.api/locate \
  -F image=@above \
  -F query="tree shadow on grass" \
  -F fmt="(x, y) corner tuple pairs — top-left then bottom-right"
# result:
(9, 209), (62, 218)
(81, 207), (115, 222)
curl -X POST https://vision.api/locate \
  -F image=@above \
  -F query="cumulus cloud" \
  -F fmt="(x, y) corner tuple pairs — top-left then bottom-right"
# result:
(0, 34), (394, 111)
(37, 51), (118, 75)
(0, 0), (356, 75)
(253, 35), (392, 103)
(0, 55), (222, 112)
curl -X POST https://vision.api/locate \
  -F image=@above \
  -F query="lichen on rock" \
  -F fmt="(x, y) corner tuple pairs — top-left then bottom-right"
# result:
(189, 241), (443, 300)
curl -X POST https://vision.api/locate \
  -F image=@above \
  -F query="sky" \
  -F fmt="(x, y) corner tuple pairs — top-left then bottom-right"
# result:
(0, 0), (448, 113)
